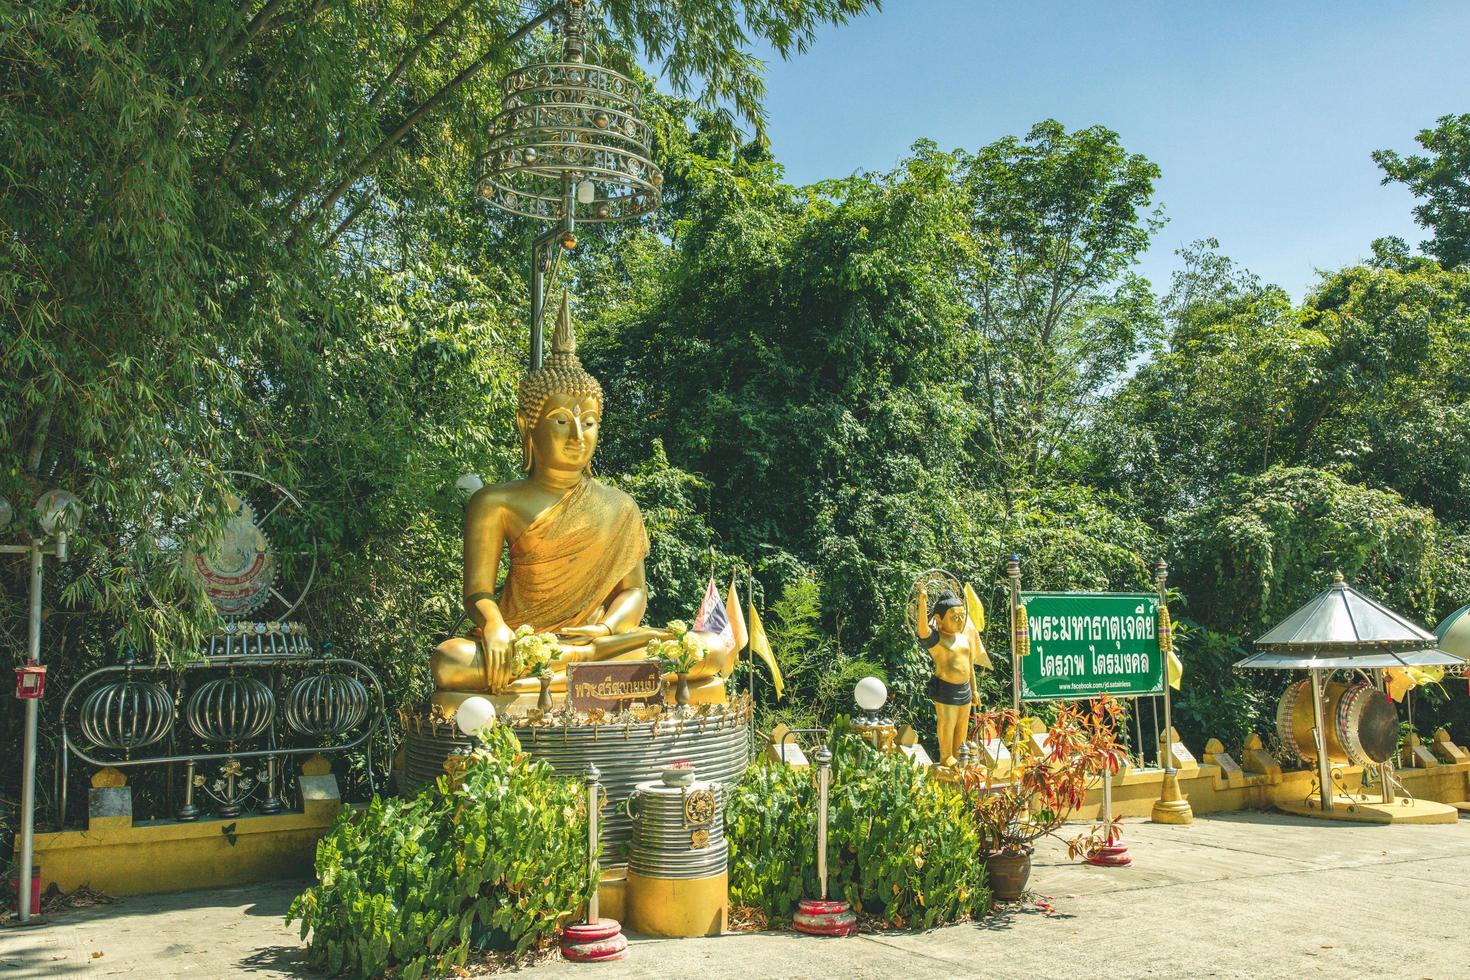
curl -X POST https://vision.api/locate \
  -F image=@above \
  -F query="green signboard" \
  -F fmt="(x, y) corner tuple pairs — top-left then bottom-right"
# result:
(1018, 592), (1164, 701)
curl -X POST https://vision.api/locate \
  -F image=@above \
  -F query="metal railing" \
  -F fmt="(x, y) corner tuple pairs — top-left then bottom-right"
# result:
(56, 647), (390, 824)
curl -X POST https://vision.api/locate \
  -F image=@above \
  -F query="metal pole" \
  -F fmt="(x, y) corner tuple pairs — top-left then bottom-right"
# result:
(1132, 700), (1144, 766)
(1155, 562), (1174, 774)
(1309, 669), (1333, 812)
(529, 232), (555, 369)
(1101, 763), (1114, 828)
(815, 746), (832, 901)
(1375, 670), (1394, 804)
(1007, 555), (1022, 714)
(747, 567), (756, 708)
(178, 760), (200, 820)
(17, 542), (44, 923)
(585, 763), (601, 923)
(1149, 697), (1160, 767)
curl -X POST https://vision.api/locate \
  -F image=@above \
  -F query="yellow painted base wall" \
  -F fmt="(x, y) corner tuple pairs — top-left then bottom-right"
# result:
(23, 800), (343, 898)
(24, 758), (1470, 903)
(1071, 760), (1470, 820)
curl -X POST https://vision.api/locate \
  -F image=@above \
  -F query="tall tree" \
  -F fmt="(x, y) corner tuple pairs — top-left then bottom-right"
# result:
(961, 120), (1162, 505)
(1374, 113), (1470, 269)
(0, 0), (881, 655)
(1091, 240), (1317, 517)
(0, 0), (881, 825)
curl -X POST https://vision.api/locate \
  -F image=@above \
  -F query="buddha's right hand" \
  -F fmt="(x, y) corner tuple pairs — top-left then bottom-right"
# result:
(481, 624), (516, 691)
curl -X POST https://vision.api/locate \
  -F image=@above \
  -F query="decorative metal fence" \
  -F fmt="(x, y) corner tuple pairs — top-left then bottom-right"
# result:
(57, 638), (390, 824)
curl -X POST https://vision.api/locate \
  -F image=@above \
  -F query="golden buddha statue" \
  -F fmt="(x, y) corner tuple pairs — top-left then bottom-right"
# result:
(431, 295), (735, 713)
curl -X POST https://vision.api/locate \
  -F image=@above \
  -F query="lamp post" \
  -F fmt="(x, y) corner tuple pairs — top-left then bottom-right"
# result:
(560, 762), (628, 962)
(793, 745), (856, 937)
(3, 489), (82, 925)
(851, 676), (895, 750)
(475, 0), (663, 370)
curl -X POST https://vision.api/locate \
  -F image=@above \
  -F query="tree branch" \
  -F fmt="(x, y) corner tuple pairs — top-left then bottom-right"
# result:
(210, 0), (331, 188)
(25, 403), (53, 479)
(367, 0), (482, 115)
(292, 4), (560, 244)
(321, 189), (379, 249)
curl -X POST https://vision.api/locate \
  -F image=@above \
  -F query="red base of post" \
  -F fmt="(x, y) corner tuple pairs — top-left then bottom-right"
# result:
(561, 918), (628, 962)
(1086, 841), (1133, 867)
(793, 899), (858, 936)
(8, 866), (41, 916)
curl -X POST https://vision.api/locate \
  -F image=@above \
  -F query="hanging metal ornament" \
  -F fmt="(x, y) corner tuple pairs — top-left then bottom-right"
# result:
(475, 0), (663, 368)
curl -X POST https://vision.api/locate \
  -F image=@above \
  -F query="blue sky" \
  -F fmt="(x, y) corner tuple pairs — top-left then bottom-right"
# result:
(747, 0), (1470, 300)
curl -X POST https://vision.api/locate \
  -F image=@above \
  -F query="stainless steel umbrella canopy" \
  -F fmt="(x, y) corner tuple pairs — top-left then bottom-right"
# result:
(1235, 572), (1462, 670)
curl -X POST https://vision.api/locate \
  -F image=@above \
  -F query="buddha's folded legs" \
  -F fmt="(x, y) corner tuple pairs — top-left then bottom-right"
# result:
(431, 636), (487, 692)
(434, 628), (736, 702)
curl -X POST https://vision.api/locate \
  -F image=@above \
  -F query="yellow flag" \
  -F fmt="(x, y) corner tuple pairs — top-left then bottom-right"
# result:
(727, 575), (748, 653)
(1167, 650), (1183, 690)
(965, 621), (994, 671)
(747, 601), (784, 699)
(963, 583), (986, 632)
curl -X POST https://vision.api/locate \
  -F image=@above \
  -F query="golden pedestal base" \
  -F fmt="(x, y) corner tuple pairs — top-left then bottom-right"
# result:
(430, 678), (727, 718)
(625, 871), (727, 938)
(1150, 770), (1194, 824)
(1278, 795), (1459, 825)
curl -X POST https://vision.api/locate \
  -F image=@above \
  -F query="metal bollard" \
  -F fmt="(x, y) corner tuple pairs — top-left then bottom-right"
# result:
(815, 746), (831, 900)
(585, 763), (600, 923)
(793, 743), (856, 936)
(560, 762), (627, 961)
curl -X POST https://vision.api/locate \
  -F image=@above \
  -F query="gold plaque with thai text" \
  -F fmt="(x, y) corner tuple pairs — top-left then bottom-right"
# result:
(567, 660), (663, 711)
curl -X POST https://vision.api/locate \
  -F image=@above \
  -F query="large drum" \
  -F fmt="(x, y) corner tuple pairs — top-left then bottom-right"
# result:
(1275, 678), (1397, 767)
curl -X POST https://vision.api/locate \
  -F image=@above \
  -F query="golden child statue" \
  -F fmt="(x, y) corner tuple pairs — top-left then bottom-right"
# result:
(431, 295), (735, 713)
(914, 581), (984, 766)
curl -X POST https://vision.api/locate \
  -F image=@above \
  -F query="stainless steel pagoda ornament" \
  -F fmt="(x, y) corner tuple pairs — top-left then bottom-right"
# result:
(1236, 571), (1465, 818)
(476, 0), (663, 367)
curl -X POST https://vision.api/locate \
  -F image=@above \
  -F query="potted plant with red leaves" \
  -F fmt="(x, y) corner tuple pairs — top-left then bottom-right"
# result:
(959, 696), (1126, 901)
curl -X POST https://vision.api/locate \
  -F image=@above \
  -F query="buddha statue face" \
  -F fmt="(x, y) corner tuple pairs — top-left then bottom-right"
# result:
(522, 393), (601, 474)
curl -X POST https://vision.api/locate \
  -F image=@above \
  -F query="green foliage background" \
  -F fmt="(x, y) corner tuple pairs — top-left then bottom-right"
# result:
(4, 2), (1470, 846)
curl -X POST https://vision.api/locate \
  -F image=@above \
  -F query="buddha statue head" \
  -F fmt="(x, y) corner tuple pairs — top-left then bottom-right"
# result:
(516, 293), (604, 474)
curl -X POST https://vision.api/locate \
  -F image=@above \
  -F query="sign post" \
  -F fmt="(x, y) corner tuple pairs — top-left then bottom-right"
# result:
(1151, 561), (1193, 824)
(1007, 555), (1023, 714)
(1009, 556), (1191, 843)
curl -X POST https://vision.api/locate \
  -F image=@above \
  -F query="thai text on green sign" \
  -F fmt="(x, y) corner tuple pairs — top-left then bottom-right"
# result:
(1018, 592), (1164, 701)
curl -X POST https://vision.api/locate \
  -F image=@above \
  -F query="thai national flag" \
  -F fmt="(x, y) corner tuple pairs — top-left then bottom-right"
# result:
(693, 577), (733, 645)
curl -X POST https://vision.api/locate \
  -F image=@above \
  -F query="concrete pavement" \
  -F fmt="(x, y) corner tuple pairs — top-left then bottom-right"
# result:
(3, 811), (1468, 978)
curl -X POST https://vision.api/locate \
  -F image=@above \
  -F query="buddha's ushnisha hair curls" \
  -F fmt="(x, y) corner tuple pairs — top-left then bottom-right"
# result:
(517, 293), (603, 471)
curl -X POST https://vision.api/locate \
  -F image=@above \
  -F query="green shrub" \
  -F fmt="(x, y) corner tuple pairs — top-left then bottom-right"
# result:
(727, 731), (990, 930)
(726, 757), (819, 915)
(288, 726), (590, 979)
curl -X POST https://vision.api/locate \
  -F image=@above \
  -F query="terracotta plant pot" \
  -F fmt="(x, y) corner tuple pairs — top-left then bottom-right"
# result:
(675, 673), (691, 706)
(537, 674), (553, 712)
(984, 847), (1033, 902)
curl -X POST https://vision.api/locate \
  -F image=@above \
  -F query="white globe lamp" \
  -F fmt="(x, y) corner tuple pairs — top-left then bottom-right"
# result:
(455, 472), (485, 496)
(854, 676), (887, 714)
(36, 489), (81, 534)
(455, 696), (496, 738)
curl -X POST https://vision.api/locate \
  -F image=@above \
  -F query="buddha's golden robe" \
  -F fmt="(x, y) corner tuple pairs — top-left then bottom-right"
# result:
(498, 477), (649, 632)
